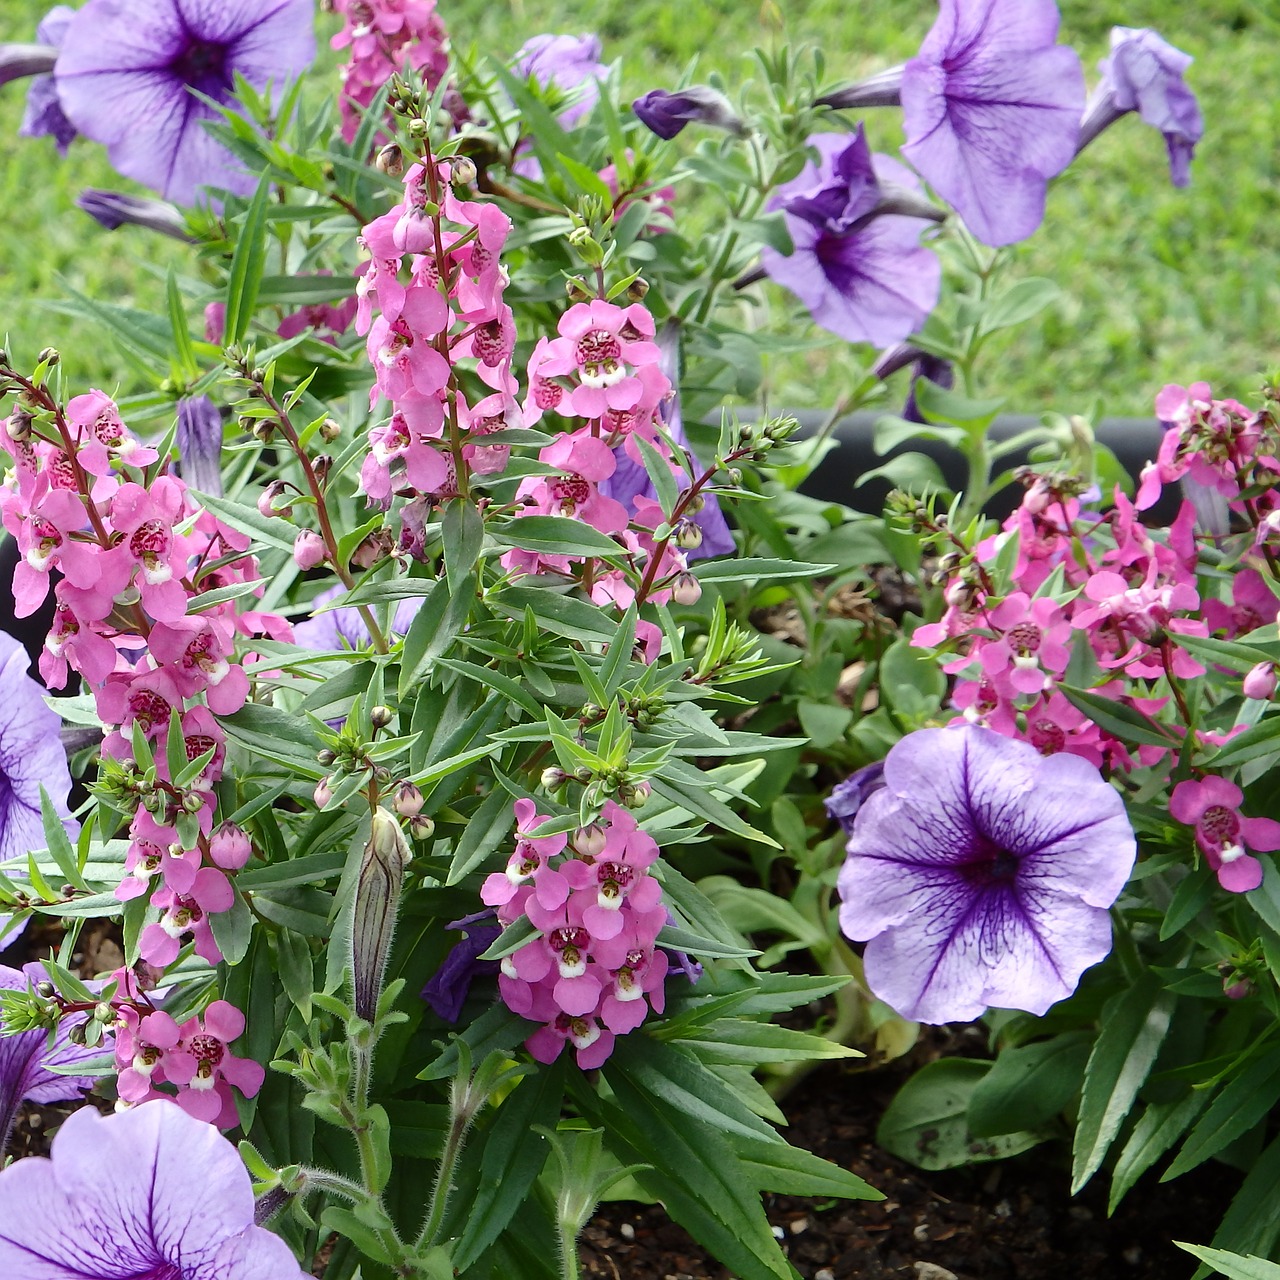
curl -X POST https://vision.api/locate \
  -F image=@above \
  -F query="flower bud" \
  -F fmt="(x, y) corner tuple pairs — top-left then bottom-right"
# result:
(93, 1002), (114, 1023)
(621, 780), (651, 809)
(673, 518), (703, 549)
(394, 781), (424, 817)
(1244, 661), (1277, 701)
(409, 813), (435, 841)
(352, 808), (412, 1021)
(313, 454), (333, 485)
(258, 480), (291, 520)
(626, 277), (650, 302)
(181, 791), (204, 813)
(68, 1023), (87, 1045)
(375, 143), (403, 176)
(5, 408), (33, 441)
(572, 823), (607, 858)
(35, 981), (55, 999)
(408, 117), (429, 138)
(541, 766), (568, 790)
(293, 529), (326, 571)
(319, 418), (341, 443)
(574, 766), (595, 784)
(209, 821), (252, 870)
(671, 571), (701, 605)
(449, 155), (477, 185)
(317, 748), (336, 766)
(314, 777), (333, 808)
(369, 705), (394, 730)
(37, 347), (60, 368)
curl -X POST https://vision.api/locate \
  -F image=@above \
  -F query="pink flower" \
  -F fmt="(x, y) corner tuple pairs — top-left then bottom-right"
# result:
(163, 1001), (265, 1125)
(1169, 776), (1280, 893)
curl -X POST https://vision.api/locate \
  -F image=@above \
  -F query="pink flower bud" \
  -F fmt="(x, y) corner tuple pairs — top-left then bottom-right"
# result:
(572, 823), (607, 858)
(293, 529), (326, 570)
(209, 821), (251, 870)
(393, 781), (424, 817)
(671, 572), (701, 606)
(258, 480), (291, 520)
(1244, 661), (1277, 701)
(314, 777), (333, 807)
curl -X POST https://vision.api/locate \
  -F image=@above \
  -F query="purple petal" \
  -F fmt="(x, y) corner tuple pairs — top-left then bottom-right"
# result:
(900, 0), (1085, 246)
(177, 396), (225, 497)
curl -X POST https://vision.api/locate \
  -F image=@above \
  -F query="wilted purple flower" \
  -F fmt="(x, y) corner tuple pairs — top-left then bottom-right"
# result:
(77, 189), (190, 240)
(0, 1101), (305, 1278)
(761, 130), (941, 349)
(1077, 27), (1203, 187)
(0, 629), (76, 862)
(632, 85), (745, 141)
(600, 323), (734, 559)
(0, 963), (107, 1149)
(16, 6), (76, 153)
(515, 33), (607, 128)
(900, 0), (1085, 247)
(54, 0), (316, 205)
(294, 584), (421, 651)
(422, 911), (501, 1022)
(824, 762), (886, 835)
(177, 396), (225, 497)
(837, 725), (1134, 1024)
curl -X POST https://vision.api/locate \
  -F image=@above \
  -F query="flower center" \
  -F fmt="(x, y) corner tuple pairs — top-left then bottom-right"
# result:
(170, 38), (233, 100)
(129, 689), (172, 733)
(550, 474), (591, 513)
(959, 839), (1020, 887)
(1007, 622), (1041, 656)
(1200, 804), (1241, 848)
(1029, 718), (1065, 755)
(187, 1033), (225, 1068)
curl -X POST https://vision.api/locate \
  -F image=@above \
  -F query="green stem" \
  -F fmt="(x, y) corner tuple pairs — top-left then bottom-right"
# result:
(1110, 906), (1143, 983)
(557, 1219), (582, 1280)
(416, 1113), (469, 1252)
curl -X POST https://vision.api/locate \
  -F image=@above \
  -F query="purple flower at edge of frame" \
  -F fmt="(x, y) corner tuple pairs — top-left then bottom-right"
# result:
(0, 1101), (306, 1278)
(0, 628), (77, 864)
(1078, 27), (1203, 188)
(0, 963), (108, 1150)
(900, 0), (1085, 247)
(17, 5), (77, 153)
(514, 33), (607, 129)
(761, 130), (941, 350)
(294, 584), (421, 652)
(824, 761), (886, 836)
(632, 86), (744, 141)
(837, 724), (1135, 1024)
(53, 0), (316, 206)
(422, 913), (502, 1023)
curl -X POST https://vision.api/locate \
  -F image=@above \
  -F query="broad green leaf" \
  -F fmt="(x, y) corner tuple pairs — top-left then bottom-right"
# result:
(1202, 714), (1280, 770)
(912, 378), (1005, 427)
(442, 499), (484, 589)
(980, 277), (1061, 334)
(736, 1133), (881, 1201)
(208, 891), (252, 966)
(693, 556), (837, 585)
(878, 1059), (1044, 1170)
(398, 574), (475, 698)
(192, 490), (298, 554)
(489, 515), (627, 562)
(1072, 976), (1176, 1192)
(967, 1032), (1092, 1137)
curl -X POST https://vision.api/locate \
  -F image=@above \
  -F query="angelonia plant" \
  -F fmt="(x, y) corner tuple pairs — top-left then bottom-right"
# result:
(3, 0), (1274, 1276)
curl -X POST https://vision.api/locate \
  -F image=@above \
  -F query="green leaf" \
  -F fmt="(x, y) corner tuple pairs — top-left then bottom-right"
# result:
(650, 771), (778, 848)
(1201, 715), (1280, 770)
(1161, 865), (1217, 941)
(736, 1133), (881, 1201)
(632, 432), (679, 518)
(796, 699), (852, 749)
(447, 788), (516, 885)
(967, 1033), (1092, 1137)
(674, 1019), (860, 1066)
(221, 702), (325, 777)
(980, 277), (1061, 334)
(442, 499), (484, 589)
(1059, 684), (1181, 750)
(1178, 1243), (1280, 1280)
(654, 923), (758, 961)
(489, 516), (628, 562)
(39, 789), (88, 892)
(1109, 1091), (1208, 1213)
(1163, 1051), (1280, 1181)
(208, 890), (253, 965)
(693, 557), (836, 585)
(166, 268), (198, 383)
(1192, 1135), (1280, 1276)
(880, 636), (945, 718)
(276, 928), (315, 1019)
(1071, 975), (1175, 1193)
(398, 575), (474, 698)
(224, 174), (272, 345)
(191, 490), (298, 554)
(490, 585), (617, 640)
(878, 1059), (1045, 1170)
(436, 657), (542, 719)
(873, 415), (966, 453)
(912, 379), (1005, 428)
(451, 1059), (566, 1271)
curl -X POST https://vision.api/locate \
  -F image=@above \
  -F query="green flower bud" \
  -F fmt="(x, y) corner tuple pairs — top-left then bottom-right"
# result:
(352, 808), (412, 1021)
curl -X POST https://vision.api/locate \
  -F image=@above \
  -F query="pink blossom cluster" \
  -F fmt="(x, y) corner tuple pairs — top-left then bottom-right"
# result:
(355, 159), (521, 543)
(330, 0), (450, 144)
(114, 997), (264, 1128)
(0, 391), (288, 962)
(481, 799), (669, 1068)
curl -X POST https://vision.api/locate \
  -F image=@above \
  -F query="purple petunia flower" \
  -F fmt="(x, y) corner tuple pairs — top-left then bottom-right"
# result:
(77, 189), (191, 240)
(837, 724), (1135, 1024)
(874, 343), (957, 424)
(824, 761), (886, 835)
(899, 0), (1085, 247)
(294, 583), (421, 651)
(54, 0), (316, 205)
(17, 6), (77, 153)
(514, 33), (607, 129)
(761, 129), (941, 349)
(0, 1100), (306, 1278)
(0, 963), (108, 1149)
(599, 323), (735, 558)
(0, 629), (77, 863)
(1077, 27), (1203, 188)
(422, 911), (501, 1023)
(176, 395), (225, 498)
(632, 86), (745, 141)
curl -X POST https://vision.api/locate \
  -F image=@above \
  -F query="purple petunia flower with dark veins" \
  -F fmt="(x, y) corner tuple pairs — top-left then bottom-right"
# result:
(0, 1100), (306, 1278)
(837, 724), (1135, 1024)
(53, 0), (316, 205)
(761, 128), (942, 349)
(898, 0), (1085, 247)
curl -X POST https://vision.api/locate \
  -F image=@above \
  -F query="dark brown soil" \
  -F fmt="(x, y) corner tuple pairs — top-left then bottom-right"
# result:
(580, 1059), (1238, 1280)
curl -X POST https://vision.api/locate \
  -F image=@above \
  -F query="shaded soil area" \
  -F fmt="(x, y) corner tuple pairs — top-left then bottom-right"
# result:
(580, 1059), (1239, 1280)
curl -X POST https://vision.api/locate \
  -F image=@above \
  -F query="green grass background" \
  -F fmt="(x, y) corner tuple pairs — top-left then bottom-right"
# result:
(1, 0), (1276, 416)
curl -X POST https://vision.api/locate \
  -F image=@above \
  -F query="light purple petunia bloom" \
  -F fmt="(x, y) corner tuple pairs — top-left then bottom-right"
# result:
(0, 963), (108, 1149)
(514, 33), (607, 128)
(294, 583), (421, 651)
(837, 724), (1135, 1024)
(0, 629), (77, 864)
(54, 0), (316, 205)
(17, 6), (77, 153)
(899, 0), (1085, 247)
(1077, 27), (1203, 187)
(0, 1100), (306, 1278)
(761, 129), (941, 349)
(632, 86), (744, 141)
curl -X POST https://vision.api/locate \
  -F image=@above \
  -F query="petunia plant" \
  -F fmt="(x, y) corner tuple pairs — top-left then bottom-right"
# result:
(3, 0), (1274, 1275)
